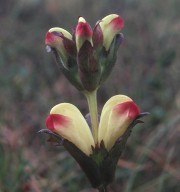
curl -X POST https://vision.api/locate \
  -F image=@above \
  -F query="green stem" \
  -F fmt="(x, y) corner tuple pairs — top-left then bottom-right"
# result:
(84, 90), (99, 144)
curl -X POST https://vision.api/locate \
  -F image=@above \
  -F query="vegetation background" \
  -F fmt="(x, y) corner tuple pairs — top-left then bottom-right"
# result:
(0, 0), (179, 191)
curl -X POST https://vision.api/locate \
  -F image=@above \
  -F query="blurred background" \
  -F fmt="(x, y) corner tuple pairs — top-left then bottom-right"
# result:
(0, 0), (179, 191)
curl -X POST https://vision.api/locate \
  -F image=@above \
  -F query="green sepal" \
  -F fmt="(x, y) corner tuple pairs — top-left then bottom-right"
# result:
(100, 33), (124, 84)
(63, 141), (102, 188)
(38, 129), (102, 188)
(38, 129), (64, 145)
(90, 112), (149, 187)
(52, 48), (84, 91)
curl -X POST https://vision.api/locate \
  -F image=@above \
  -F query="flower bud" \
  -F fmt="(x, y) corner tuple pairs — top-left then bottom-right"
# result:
(92, 21), (103, 48)
(98, 95), (140, 150)
(45, 27), (85, 91)
(46, 103), (95, 155)
(99, 33), (124, 85)
(99, 14), (124, 50)
(45, 27), (73, 65)
(75, 17), (93, 51)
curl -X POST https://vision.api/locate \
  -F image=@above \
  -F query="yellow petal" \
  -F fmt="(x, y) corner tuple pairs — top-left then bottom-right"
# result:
(49, 27), (72, 40)
(46, 103), (95, 155)
(98, 95), (132, 143)
(99, 14), (124, 50)
(98, 95), (139, 150)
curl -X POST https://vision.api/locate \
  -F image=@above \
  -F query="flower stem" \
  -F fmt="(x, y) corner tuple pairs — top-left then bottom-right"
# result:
(84, 90), (98, 143)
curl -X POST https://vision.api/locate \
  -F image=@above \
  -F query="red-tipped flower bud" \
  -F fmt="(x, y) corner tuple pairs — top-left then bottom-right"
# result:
(99, 14), (124, 50)
(75, 17), (93, 51)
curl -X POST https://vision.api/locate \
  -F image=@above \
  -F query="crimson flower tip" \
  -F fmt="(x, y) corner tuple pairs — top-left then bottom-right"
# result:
(46, 114), (70, 132)
(114, 101), (140, 119)
(45, 32), (53, 44)
(110, 15), (124, 30)
(76, 18), (93, 37)
(46, 115), (55, 131)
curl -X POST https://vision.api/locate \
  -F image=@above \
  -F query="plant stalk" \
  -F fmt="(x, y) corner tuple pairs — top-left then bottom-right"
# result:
(84, 89), (99, 143)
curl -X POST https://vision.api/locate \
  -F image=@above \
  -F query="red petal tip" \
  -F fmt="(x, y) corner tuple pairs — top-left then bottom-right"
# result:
(45, 32), (54, 44)
(46, 115), (55, 131)
(76, 21), (93, 37)
(110, 16), (124, 30)
(46, 114), (70, 131)
(114, 101), (140, 119)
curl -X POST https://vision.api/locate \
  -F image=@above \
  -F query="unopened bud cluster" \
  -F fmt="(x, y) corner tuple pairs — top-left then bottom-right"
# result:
(45, 14), (124, 92)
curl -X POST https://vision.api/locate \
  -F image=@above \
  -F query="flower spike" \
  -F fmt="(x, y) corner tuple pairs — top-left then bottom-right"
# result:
(43, 14), (149, 190)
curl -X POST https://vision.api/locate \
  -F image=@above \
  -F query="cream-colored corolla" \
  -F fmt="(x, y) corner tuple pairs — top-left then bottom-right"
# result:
(98, 95), (140, 150)
(46, 95), (140, 155)
(46, 103), (95, 156)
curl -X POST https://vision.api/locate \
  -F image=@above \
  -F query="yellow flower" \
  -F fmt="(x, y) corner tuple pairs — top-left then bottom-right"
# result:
(46, 95), (140, 155)
(46, 103), (95, 155)
(98, 95), (140, 150)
